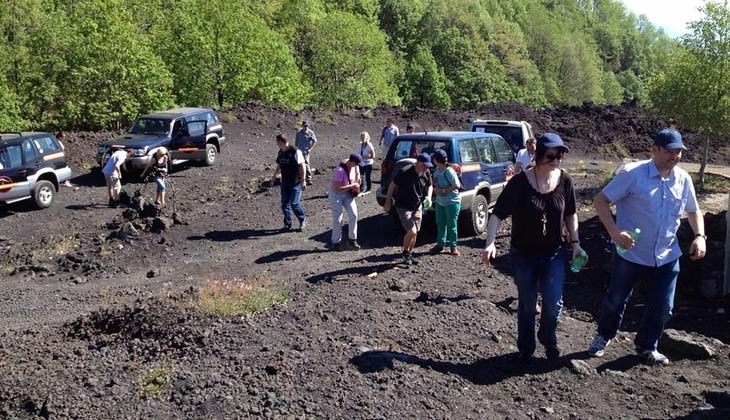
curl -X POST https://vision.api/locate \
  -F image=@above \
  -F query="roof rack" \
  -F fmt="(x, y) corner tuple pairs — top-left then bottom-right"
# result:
(0, 132), (23, 141)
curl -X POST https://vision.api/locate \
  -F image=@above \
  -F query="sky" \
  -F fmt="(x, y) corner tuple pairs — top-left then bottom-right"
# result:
(619, 0), (706, 38)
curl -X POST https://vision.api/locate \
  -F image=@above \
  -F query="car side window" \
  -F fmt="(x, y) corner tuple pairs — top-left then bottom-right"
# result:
(188, 121), (205, 136)
(22, 140), (39, 161)
(205, 112), (217, 126)
(172, 119), (186, 136)
(474, 137), (496, 164)
(34, 136), (61, 154)
(2, 145), (23, 168)
(458, 139), (479, 163)
(492, 137), (514, 163)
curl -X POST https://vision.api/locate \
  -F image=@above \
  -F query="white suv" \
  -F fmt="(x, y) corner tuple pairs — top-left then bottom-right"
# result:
(470, 119), (534, 154)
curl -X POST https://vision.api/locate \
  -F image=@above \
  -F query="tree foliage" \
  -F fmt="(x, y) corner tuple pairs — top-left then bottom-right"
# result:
(0, 0), (689, 130)
(648, 1), (730, 186)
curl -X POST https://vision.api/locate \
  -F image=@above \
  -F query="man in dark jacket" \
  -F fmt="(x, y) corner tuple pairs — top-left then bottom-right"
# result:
(272, 134), (308, 232)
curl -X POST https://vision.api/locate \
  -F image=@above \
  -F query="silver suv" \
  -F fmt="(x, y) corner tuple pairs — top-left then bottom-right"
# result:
(470, 119), (534, 154)
(0, 132), (72, 209)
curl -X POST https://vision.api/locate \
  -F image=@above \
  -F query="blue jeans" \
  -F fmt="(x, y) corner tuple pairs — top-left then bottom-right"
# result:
(510, 246), (567, 356)
(280, 182), (306, 228)
(435, 202), (460, 248)
(596, 254), (679, 352)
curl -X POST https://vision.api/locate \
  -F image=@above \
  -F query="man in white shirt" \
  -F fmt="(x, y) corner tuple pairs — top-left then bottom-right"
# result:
(379, 118), (399, 158)
(515, 137), (536, 174)
(101, 148), (132, 207)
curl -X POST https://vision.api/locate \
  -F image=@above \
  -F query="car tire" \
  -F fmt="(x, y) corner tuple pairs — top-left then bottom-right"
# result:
(205, 143), (216, 166)
(33, 180), (55, 209)
(470, 194), (489, 235)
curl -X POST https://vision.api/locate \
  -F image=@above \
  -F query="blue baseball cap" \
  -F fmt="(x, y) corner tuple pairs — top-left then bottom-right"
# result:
(654, 128), (686, 150)
(417, 152), (433, 168)
(537, 133), (569, 152)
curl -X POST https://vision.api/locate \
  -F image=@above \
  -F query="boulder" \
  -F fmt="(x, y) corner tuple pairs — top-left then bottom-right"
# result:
(661, 329), (716, 360)
(569, 359), (595, 376)
(152, 217), (174, 232)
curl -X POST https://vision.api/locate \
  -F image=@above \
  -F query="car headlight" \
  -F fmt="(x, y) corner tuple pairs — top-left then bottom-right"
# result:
(133, 148), (147, 157)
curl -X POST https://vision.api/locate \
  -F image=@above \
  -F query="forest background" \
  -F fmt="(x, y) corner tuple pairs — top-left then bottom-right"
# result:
(0, 0), (726, 136)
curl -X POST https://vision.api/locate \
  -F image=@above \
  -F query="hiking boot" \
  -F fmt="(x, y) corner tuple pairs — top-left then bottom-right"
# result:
(637, 349), (669, 366)
(299, 218), (308, 231)
(403, 250), (414, 265)
(450, 247), (461, 256)
(429, 245), (444, 254)
(518, 353), (534, 365)
(348, 239), (361, 249)
(588, 334), (611, 357)
(545, 346), (561, 360)
(280, 225), (293, 233)
(332, 242), (343, 251)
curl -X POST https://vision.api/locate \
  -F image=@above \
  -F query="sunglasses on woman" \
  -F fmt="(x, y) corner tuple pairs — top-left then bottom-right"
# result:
(544, 152), (564, 162)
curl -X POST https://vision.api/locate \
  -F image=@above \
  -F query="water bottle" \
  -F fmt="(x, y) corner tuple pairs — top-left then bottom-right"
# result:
(616, 228), (641, 254)
(570, 250), (588, 273)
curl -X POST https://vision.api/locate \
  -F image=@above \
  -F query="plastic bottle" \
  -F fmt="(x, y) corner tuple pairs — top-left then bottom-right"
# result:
(616, 228), (641, 254)
(570, 250), (588, 273)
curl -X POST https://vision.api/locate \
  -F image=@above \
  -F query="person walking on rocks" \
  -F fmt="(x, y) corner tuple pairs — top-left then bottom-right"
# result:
(101, 147), (133, 208)
(406, 122), (415, 134)
(379, 117), (399, 157)
(587, 128), (706, 365)
(357, 131), (375, 193)
(295, 120), (317, 185)
(272, 134), (307, 232)
(481, 133), (585, 363)
(329, 154), (363, 251)
(429, 149), (461, 256)
(383, 153), (433, 265)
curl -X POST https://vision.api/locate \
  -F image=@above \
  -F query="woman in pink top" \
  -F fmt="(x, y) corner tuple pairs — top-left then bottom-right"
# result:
(329, 154), (362, 251)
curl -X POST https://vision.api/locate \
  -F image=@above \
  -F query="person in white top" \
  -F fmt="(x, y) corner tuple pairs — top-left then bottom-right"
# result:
(101, 147), (133, 207)
(356, 131), (375, 193)
(515, 137), (536, 174)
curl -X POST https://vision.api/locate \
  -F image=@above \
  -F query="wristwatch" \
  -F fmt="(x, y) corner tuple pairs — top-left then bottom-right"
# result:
(695, 233), (707, 240)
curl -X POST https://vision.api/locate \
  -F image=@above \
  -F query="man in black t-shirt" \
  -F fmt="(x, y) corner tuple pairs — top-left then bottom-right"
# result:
(383, 153), (433, 265)
(272, 134), (308, 232)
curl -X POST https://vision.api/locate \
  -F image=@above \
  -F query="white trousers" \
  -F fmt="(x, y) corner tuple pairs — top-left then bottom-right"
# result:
(329, 192), (358, 244)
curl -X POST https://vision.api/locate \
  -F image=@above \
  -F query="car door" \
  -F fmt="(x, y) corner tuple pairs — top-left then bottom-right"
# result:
(169, 119), (207, 161)
(0, 144), (31, 202)
(473, 136), (507, 187)
(456, 139), (483, 191)
(491, 135), (515, 182)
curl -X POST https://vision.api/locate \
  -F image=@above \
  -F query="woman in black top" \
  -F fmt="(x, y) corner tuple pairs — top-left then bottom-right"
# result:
(481, 133), (586, 363)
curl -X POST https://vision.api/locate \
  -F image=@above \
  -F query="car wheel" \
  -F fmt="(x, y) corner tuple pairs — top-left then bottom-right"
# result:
(470, 194), (489, 235)
(33, 180), (55, 209)
(205, 143), (216, 166)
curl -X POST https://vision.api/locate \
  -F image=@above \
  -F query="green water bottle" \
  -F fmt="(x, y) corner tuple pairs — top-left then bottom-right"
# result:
(570, 250), (588, 272)
(616, 228), (641, 254)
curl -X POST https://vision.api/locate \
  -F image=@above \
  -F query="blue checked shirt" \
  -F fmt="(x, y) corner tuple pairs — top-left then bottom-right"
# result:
(602, 159), (699, 267)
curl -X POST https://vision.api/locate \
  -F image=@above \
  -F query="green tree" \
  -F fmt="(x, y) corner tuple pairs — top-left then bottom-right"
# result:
(155, 0), (310, 109)
(60, 0), (174, 129)
(304, 11), (399, 107)
(401, 47), (451, 109)
(649, 1), (730, 187)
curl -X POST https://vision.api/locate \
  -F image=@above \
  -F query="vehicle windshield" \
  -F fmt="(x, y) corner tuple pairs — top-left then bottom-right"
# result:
(392, 140), (450, 160)
(129, 118), (171, 135)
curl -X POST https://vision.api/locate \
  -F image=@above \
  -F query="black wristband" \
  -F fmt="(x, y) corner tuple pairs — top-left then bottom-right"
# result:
(695, 233), (707, 240)
(570, 240), (580, 244)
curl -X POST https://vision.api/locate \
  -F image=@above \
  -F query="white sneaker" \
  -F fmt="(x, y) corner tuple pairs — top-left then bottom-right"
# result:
(588, 334), (611, 357)
(299, 218), (308, 231)
(637, 349), (669, 366)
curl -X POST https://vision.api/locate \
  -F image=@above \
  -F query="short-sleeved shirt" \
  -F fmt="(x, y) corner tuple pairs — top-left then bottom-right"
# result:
(493, 170), (577, 254)
(295, 128), (317, 152)
(382, 125), (399, 150)
(432, 166), (461, 207)
(602, 159), (698, 267)
(393, 165), (431, 211)
(276, 147), (305, 184)
(101, 150), (128, 177)
(330, 162), (359, 193)
(357, 142), (375, 166)
(515, 149), (533, 171)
